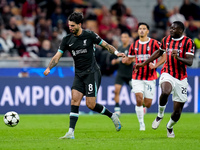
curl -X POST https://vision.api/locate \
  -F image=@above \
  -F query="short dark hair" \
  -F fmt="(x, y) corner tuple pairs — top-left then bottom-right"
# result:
(121, 32), (131, 37)
(138, 22), (150, 30)
(173, 21), (185, 32)
(68, 12), (84, 24)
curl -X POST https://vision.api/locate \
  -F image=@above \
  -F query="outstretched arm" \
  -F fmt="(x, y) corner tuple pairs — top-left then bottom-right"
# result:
(149, 53), (166, 69)
(122, 56), (135, 65)
(100, 40), (126, 57)
(43, 51), (63, 76)
(135, 49), (163, 72)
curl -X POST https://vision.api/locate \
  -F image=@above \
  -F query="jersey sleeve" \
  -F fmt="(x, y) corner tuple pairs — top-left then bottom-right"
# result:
(58, 37), (68, 53)
(159, 37), (166, 54)
(160, 37), (166, 50)
(186, 39), (195, 55)
(128, 43), (135, 57)
(90, 31), (103, 45)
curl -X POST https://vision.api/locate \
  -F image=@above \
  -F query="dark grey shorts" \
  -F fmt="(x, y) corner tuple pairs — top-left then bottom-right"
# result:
(72, 69), (101, 97)
(115, 75), (132, 86)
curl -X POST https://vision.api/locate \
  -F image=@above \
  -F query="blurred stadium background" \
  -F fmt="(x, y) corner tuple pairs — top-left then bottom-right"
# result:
(0, 0), (200, 114)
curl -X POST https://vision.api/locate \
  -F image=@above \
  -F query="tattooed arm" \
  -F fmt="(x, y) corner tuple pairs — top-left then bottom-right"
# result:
(100, 40), (116, 54)
(43, 51), (63, 76)
(100, 40), (126, 57)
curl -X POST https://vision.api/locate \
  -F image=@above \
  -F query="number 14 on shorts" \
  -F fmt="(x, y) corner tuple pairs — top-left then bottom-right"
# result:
(147, 85), (152, 91)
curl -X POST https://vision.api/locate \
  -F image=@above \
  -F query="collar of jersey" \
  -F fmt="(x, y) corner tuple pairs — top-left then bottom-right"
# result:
(139, 37), (150, 44)
(172, 35), (184, 41)
(74, 29), (84, 37)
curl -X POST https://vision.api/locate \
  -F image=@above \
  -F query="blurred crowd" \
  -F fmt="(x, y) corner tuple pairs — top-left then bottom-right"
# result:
(152, 0), (200, 68)
(0, 0), (200, 74)
(153, 0), (200, 43)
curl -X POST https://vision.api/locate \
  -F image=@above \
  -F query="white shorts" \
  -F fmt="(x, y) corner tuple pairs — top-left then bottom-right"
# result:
(132, 79), (156, 99)
(159, 73), (188, 103)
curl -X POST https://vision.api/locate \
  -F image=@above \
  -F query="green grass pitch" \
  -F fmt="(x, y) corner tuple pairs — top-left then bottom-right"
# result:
(0, 113), (200, 150)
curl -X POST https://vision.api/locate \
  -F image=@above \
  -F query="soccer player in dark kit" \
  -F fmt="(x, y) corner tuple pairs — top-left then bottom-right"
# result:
(43, 12), (125, 139)
(135, 21), (195, 138)
(111, 32), (133, 116)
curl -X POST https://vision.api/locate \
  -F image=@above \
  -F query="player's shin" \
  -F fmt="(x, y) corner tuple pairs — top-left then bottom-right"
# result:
(59, 105), (79, 139)
(135, 105), (144, 125)
(69, 105), (79, 131)
(158, 105), (166, 118)
(93, 103), (112, 117)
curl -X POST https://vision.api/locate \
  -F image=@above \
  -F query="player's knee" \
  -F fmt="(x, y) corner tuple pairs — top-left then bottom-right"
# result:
(136, 96), (143, 105)
(71, 99), (79, 105)
(161, 89), (171, 96)
(144, 100), (152, 108)
(136, 100), (143, 106)
(145, 103), (151, 108)
(114, 90), (120, 95)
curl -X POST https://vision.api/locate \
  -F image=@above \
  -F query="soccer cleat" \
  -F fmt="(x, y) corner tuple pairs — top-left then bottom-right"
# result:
(140, 123), (145, 131)
(111, 113), (122, 131)
(152, 116), (163, 129)
(167, 128), (175, 138)
(115, 111), (121, 117)
(59, 132), (75, 139)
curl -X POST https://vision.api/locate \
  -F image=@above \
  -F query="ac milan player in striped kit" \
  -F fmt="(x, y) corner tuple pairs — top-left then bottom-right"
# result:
(122, 22), (166, 131)
(135, 21), (195, 138)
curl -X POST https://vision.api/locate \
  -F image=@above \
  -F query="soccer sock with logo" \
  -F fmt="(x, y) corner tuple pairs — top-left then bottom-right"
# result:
(69, 105), (79, 132)
(167, 118), (176, 129)
(158, 105), (166, 118)
(93, 103), (112, 118)
(114, 103), (121, 112)
(135, 105), (144, 125)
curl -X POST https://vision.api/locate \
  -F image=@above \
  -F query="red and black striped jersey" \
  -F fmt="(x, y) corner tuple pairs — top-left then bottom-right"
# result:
(161, 35), (195, 80)
(128, 38), (161, 80)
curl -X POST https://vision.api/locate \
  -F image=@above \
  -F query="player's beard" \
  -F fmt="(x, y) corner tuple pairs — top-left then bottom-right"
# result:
(72, 28), (79, 35)
(139, 35), (144, 38)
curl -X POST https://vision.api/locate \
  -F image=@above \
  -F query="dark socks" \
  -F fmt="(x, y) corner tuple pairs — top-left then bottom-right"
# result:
(156, 116), (162, 121)
(115, 103), (120, 107)
(69, 105), (79, 129)
(93, 103), (112, 118)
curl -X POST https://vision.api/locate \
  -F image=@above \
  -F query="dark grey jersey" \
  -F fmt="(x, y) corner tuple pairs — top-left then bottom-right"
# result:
(59, 29), (102, 73)
(117, 45), (133, 78)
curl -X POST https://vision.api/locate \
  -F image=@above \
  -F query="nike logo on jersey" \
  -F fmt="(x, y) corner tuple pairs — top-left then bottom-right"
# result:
(69, 43), (74, 47)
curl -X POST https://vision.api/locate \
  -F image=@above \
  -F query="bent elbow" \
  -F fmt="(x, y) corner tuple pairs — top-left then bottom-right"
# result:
(188, 60), (193, 66)
(188, 63), (193, 66)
